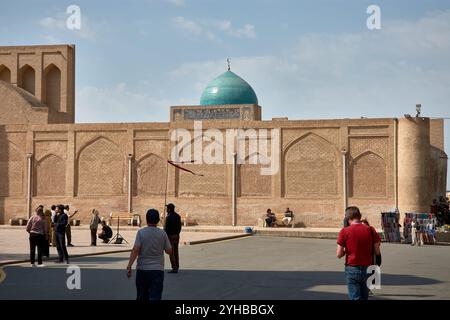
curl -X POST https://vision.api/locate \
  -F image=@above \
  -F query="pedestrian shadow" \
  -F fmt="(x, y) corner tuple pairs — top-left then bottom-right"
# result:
(0, 266), (443, 300)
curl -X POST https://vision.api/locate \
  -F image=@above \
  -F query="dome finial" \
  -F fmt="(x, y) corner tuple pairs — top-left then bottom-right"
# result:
(227, 58), (231, 71)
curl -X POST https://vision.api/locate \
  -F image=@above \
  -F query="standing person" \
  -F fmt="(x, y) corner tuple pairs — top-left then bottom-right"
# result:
(98, 220), (113, 243)
(50, 205), (57, 247)
(164, 203), (182, 274)
(282, 207), (294, 226)
(64, 205), (78, 247)
(54, 205), (70, 264)
(26, 207), (48, 267)
(336, 206), (381, 300)
(42, 209), (52, 259)
(89, 209), (101, 246)
(126, 209), (172, 301)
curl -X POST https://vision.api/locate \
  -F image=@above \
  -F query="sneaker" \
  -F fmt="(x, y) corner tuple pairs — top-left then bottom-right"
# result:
(67, 244), (74, 247)
(31, 263), (36, 267)
(168, 270), (178, 274)
(37, 264), (46, 268)
(65, 260), (70, 264)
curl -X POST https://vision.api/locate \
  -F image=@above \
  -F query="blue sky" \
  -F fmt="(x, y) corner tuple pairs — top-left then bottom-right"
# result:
(1, 0), (449, 186)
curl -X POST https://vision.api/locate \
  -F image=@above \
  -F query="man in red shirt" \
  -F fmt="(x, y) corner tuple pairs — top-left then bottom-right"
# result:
(337, 206), (381, 300)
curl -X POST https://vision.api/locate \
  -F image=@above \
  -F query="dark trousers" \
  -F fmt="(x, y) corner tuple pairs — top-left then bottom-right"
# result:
(55, 232), (69, 262)
(66, 224), (72, 245)
(168, 234), (180, 271)
(136, 270), (164, 301)
(90, 228), (97, 245)
(29, 233), (45, 265)
(42, 236), (50, 257)
(98, 233), (110, 243)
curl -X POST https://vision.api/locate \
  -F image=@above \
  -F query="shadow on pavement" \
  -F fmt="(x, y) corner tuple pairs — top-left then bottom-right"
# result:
(0, 264), (442, 300)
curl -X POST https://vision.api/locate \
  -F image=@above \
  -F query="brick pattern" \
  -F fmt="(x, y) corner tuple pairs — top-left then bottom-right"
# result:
(283, 128), (340, 149)
(34, 141), (67, 161)
(134, 154), (166, 195)
(239, 164), (272, 196)
(350, 152), (387, 198)
(77, 137), (124, 195)
(349, 136), (388, 159)
(35, 154), (65, 196)
(0, 142), (24, 196)
(178, 164), (227, 197)
(284, 133), (338, 195)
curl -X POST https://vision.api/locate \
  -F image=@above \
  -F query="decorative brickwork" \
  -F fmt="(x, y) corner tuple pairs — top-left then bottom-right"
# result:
(134, 154), (166, 196)
(34, 154), (65, 196)
(0, 142), (24, 196)
(350, 151), (387, 198)
(238, 164), (272, 197)
(349, 136), (388, 160)
(178, 164), (227, 197)
(77, 137), (124, 196)
(284, 133), (338, 196)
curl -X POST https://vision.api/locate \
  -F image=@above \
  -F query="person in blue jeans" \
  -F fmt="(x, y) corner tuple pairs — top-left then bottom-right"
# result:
(126, 209), (172, 300)
(336, 206), (381, 300)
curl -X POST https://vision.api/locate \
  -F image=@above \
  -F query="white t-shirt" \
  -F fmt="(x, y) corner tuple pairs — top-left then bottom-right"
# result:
(134, 226), (171, 271)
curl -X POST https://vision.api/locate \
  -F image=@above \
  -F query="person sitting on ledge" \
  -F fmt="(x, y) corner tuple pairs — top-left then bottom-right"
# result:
(265, 209), (276, 227)
(98, 220), (113, 243)
(282, 207), (294, 226)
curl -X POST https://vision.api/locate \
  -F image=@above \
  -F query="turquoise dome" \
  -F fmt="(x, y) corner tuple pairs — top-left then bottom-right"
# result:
(200, 71), (258, 106)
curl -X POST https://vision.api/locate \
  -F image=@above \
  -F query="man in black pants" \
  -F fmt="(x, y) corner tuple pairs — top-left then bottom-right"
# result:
(54, 204), (70, 264)
(164, 203), (182, 273)
(98, 221), (113, 243)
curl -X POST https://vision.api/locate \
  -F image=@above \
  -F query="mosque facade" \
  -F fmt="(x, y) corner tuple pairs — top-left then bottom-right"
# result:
(0, 44), (447, 227)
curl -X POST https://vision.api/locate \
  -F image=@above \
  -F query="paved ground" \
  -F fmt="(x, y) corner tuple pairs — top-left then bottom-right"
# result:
(1, 236), (449, 300)
(0, 227), (243, 265)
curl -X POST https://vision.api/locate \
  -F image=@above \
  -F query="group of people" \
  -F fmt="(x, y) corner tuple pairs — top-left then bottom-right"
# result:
(26, 205), (115, 267)
(89, 209), (113, 246)
(264, 208), (294, 227)
(26, 204), (75, 266)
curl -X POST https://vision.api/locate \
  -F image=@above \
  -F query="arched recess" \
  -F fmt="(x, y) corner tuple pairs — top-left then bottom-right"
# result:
(34, 154), (65, 196)
(0, 65), (11, 83)
(133, 153), (165, 196)
(77, 137), (124, 196)
(349, 151), (386, 198)
(177, 134), (227, 197)
(18, 64), (35, 95)
(43, 64), (61, 112)
(0, 141), (24, 196)
(284, 133), (338, 196)
(238, 153), (272, 197)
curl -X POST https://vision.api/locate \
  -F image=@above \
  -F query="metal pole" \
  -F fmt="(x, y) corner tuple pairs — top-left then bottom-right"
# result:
(342, 149), (348, 211)
(232, 152), (237, 226)
(26, 153), (33, 219)
(163, 159), (169, 219)
(394, 118), (398, 209)
(127, 154), (133, 213)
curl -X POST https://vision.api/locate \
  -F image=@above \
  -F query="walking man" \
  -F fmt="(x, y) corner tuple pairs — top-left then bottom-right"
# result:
(126, 209), (172, 300)
(90, 209), (101, 246)
(336, 206), (381, 300)
(164, 203), (182, 273)
(54, 205), (70, 264)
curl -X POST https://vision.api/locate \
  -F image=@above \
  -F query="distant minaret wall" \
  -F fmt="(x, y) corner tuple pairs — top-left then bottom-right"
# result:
(397, 117), (431, 213)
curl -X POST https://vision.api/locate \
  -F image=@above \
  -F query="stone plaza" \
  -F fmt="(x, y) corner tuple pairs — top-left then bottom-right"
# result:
(1, 236), (450, 300)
